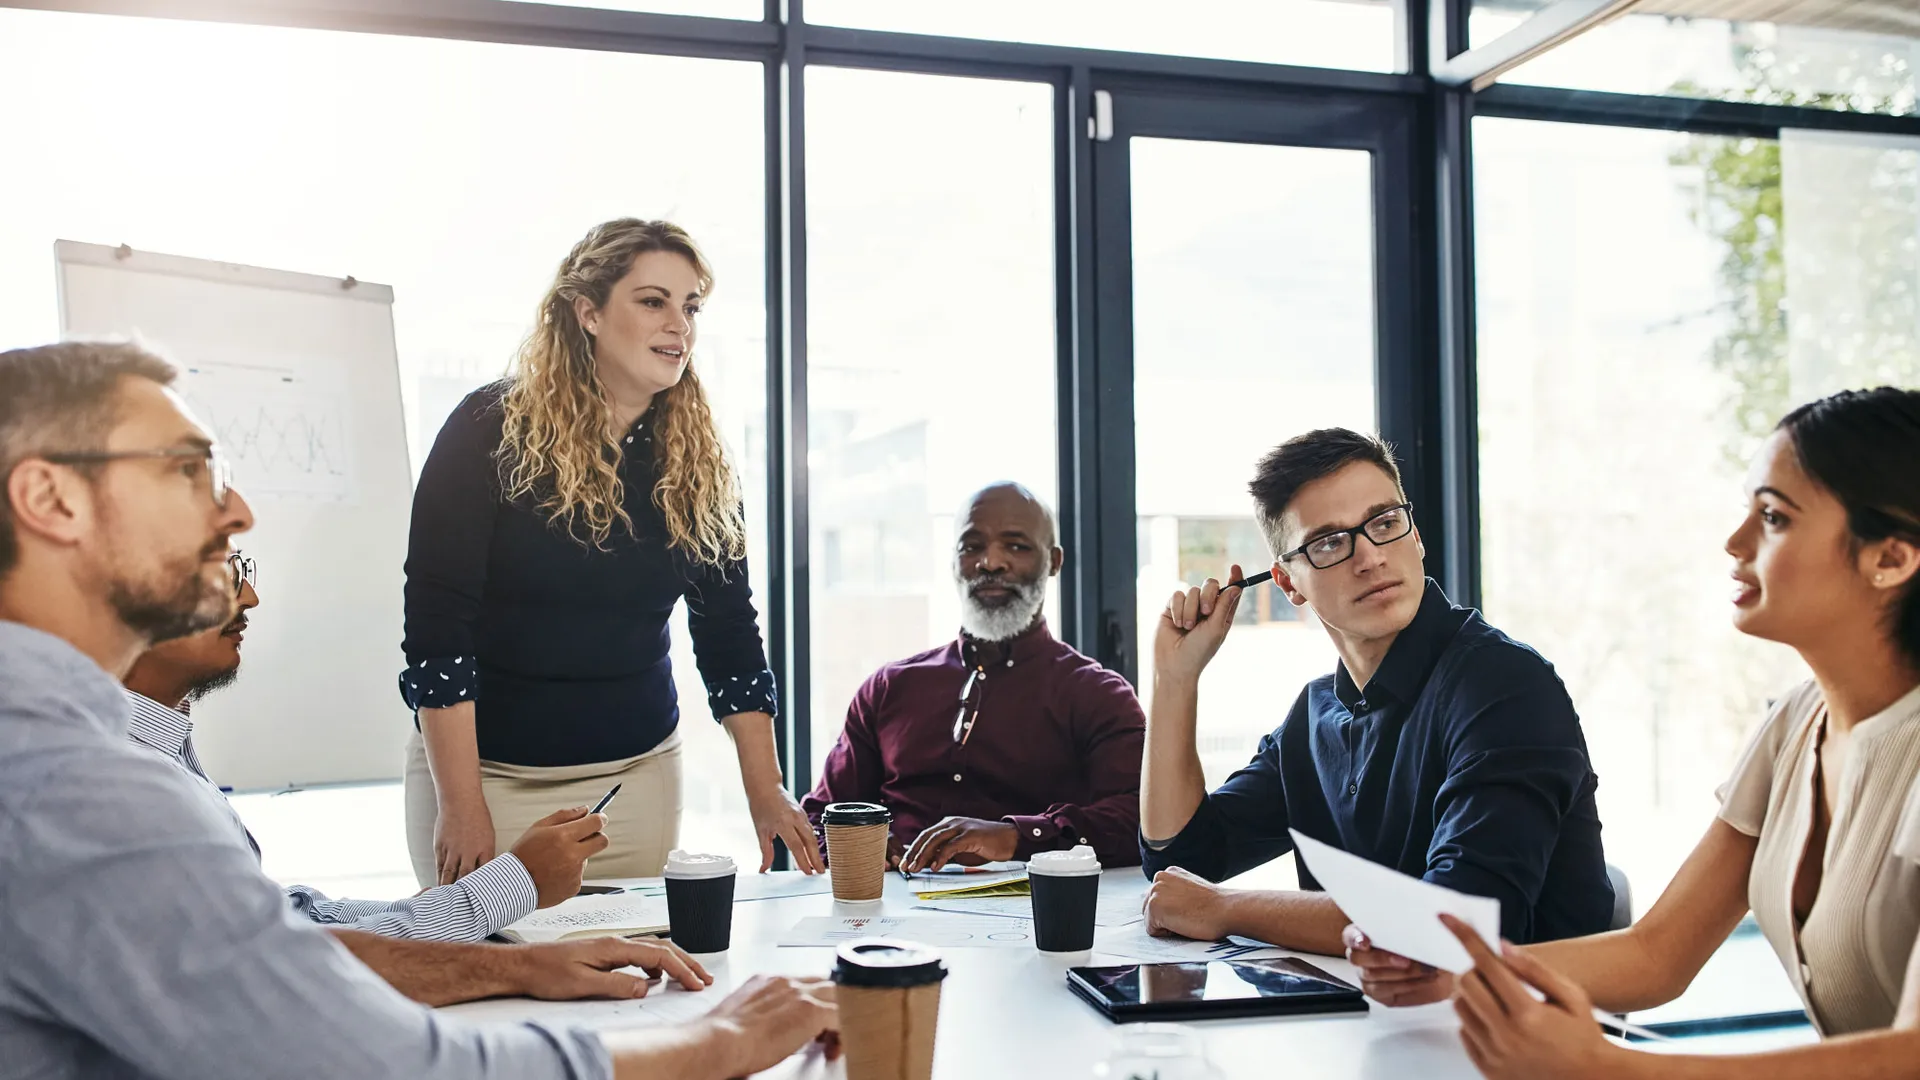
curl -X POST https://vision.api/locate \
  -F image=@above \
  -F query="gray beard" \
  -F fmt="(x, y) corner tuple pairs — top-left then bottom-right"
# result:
(957, 578), (1047, 642)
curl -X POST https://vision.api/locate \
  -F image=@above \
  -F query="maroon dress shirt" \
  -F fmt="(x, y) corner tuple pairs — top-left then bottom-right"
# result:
(803, 622), (1145, 866)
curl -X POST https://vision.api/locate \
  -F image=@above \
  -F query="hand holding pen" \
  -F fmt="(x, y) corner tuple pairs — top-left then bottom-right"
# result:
(508, 785), (619, 908)
(1154, 563), (1269, 683)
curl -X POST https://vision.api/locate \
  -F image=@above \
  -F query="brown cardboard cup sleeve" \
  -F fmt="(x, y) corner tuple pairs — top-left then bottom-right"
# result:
(832, 938), (947, 1080)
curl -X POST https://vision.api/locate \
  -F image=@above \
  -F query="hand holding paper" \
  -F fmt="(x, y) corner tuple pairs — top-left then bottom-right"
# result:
(1290, 829), (1667, 1042)
(1288, 829), (1498, 974)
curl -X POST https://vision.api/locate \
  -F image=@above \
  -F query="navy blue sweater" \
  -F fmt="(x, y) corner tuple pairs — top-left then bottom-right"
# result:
(399, 384), (775, 767)
(1142, 581), (1612, 944)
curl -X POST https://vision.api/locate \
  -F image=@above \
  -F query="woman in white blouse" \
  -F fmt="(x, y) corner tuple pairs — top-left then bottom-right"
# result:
(1347, 386), (1920, 1078)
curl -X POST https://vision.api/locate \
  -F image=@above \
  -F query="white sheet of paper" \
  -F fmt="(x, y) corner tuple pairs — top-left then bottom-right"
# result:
(1091, 924), (1291, 964)
(440, 980), (718, 1030)
(735, 873), (837, 902)
(1288, 829), (1498, 974)
(778, 915), (1038, 948)
(913, 891), (1145, 927)
(908, 869), (1031, 898)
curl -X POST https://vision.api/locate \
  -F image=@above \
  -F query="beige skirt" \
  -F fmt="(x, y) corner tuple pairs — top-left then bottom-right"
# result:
(404, 729), (683, 887)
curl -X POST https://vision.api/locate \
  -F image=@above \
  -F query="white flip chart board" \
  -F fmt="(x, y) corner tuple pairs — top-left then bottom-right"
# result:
(57, 240), (414, 789)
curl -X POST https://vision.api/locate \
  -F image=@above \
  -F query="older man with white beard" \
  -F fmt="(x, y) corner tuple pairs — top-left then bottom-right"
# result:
(803, 482), (1146, 871)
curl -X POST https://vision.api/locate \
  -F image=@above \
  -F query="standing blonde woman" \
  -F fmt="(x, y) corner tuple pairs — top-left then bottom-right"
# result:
(401, 219), (822, 885)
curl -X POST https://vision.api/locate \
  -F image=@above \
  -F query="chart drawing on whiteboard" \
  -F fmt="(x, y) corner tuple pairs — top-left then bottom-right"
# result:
(178, 361), (357, 502)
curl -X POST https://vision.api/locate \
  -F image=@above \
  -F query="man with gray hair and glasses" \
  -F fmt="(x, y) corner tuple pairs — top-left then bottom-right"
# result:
(0, 340), (836, 1080)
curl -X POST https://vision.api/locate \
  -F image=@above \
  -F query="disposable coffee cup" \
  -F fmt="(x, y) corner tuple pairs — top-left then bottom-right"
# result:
(663, 849), (736, 953)
(1027, 845), (1101, 952)
(822, 802), (893, 903)
(832, 938), (948, 1080)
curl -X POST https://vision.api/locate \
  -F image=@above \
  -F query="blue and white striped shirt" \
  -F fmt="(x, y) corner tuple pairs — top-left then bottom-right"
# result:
(0, 620), (610, 1080)
(123, 689), (537, 942)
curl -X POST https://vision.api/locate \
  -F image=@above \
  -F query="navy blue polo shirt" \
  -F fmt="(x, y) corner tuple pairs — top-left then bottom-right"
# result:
(1142, 580), (1612, 944)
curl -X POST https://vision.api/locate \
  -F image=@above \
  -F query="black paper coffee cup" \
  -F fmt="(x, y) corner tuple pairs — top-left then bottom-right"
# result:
(663, 850), (737, 954)
(1026, 845), (1101, 952)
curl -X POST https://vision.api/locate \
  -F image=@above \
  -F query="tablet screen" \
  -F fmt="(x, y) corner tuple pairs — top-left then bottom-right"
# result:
(1074, 958), (1359, 1007)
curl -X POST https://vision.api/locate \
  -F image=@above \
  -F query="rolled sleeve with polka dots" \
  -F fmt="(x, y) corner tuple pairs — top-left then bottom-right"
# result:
(686, 557), (779, 722)
(398, 656), (478, 711)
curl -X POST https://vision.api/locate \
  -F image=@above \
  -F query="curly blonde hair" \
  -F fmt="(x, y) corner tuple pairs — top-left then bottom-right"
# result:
(497, 219), (747, 566)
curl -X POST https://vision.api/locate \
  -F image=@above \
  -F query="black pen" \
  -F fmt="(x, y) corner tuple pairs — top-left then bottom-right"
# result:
(1223, 569), (1273, 590)
(590, 784), (621, 815)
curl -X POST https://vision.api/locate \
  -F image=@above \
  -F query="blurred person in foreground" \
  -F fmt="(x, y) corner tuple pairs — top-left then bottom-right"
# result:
(122, 550), (678, 1007)
(0, 339), (835, 1080)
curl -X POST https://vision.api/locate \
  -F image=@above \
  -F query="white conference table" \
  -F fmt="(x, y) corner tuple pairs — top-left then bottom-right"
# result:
(443, 868), (1482, 1080)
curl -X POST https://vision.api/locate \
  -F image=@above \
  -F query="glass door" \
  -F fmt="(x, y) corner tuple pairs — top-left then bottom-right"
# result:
(1088, 88), (1428, 788)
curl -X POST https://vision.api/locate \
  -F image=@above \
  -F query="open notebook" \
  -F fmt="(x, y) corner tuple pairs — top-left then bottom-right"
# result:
(499, 890), (670, 944)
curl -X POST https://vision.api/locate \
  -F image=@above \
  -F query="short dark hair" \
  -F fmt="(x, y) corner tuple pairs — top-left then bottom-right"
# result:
(0, 340), (178, 574)
(1777, 387), (1920, 668)
(1249, 428), (1405, 555)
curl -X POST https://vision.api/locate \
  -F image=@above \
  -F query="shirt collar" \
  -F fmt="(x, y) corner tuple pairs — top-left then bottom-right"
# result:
(1334, 579), (1466, 711)
(124, 687), (195, 761)
(1853, 679), (1920, 744)
(0, 619), (130, 738)
(958, 618), (1056, 668)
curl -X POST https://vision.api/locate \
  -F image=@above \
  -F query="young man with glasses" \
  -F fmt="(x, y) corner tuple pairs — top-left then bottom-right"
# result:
(1139, 428), (1612, 956)
(803, 482), (1146, 872)
(0, 341), (836, 1080)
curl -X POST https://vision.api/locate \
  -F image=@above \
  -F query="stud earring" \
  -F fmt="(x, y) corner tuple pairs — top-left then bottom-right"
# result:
(1876, 574), (1888, 585)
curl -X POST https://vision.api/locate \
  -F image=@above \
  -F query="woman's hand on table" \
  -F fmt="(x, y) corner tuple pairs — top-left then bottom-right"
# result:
(746, 783), (825, 875)
(1439, 913), (1627, 1080)
(433, 792), (497, 885)
(1343, 924), (1454, 1007)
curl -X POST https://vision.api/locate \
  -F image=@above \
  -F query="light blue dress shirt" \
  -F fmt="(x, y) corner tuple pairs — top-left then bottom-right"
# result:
(122, 688), (538, 941)
(0, 620), (612, 1080)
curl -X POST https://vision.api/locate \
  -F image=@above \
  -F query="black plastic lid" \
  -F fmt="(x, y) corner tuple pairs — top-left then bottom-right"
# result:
(821, 801), (892, 827)
(832, 939), (948, 988)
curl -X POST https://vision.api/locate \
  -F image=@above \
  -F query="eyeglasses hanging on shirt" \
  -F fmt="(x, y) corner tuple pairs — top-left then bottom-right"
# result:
(951, 640), (1016, 746)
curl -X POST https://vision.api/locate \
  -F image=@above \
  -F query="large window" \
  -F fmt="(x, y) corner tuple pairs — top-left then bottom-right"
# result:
(502, 0), (758, 15)
(1128, 139), (1376, 789)
(803, 68), (1057, 780)
(1473, 4), (1920, 114)
(808, 0), (1398, 71)
(1474, 116), (1920, 907)
(0, 7), (770, 867)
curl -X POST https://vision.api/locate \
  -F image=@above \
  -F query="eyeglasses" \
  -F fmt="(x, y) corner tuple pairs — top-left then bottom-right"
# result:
(41, 444), (234, 510)
(227, 551), (257, 597)
(951, 664), (987, 746)
(1281, 503), (1415, 570)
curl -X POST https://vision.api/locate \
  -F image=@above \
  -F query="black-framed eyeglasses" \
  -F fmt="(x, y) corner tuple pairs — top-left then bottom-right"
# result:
(41, 444), (234, 510)
(227, 551), (257, 597)
(1281, 503), (1415, 570)
(951, 664), (987, 746)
